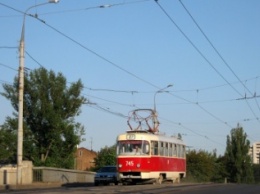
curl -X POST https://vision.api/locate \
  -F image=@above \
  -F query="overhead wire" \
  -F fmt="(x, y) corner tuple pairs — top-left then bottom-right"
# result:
(39, 16), (239, 130)
(83, 88), (227, 144)
(83, 75), (260, 96)
(1, 1), (160, 89)
(0, 2), (24, 15)
(154, 0), (260, 124)
(84, 87), (138, 94)
(178, 0), (260, 101)
(7, 49), (238, 143)
(0, 2), (232, 148)
(0, 46), (17, 49)
(39, 0), (151, 15)
(177, 77), (259, 92)
(0, 46), (18, 71)
(1, 1), (254, 150)
(83, 93), (135, 108)
(157, 115), (225, 146)
(85, 103), (128, 119)
(0, 62), (17, 72)
(36, 18), (160, 89)
(154, 0), (243, 97)
(178, 0), (253, 95)
(25, 51), (45, 68)
(178, 0), (260, 117)
(167, 92), (233, 128)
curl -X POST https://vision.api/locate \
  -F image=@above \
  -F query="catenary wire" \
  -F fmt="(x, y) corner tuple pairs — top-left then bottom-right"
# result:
(154, 0), (260, 124)
(1, 2), (255, 150)
(154, 0), (243, 97)
(178, 0), (260, 115)
(36, 17), (240, 129)
(0, 62), (17, 72)
(39, 0), (151, 15)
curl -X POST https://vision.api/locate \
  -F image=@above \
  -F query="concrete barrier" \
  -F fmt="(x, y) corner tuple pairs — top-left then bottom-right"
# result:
(33, 167), (95, 183)
(0, 161), (32, 185)
(0, 161), (95, 186)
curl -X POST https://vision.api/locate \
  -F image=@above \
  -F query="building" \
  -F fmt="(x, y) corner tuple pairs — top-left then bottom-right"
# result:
(249, 142), (260, 164)
(75, 147), (97, 170)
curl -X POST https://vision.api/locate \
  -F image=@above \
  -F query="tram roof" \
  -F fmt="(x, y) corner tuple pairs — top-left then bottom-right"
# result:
(117, 130), (185, 145)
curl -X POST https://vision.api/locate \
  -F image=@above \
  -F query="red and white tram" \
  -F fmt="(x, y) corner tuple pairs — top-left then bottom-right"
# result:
(116, 109), (186, 184)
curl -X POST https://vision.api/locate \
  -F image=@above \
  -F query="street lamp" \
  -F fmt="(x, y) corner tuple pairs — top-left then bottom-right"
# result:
(17, 0), (59, 185)
(153, 84), (173, 112)
(150, 84), (173, 133)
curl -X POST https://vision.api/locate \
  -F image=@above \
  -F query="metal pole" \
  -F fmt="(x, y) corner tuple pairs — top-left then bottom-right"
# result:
(17, 0), (59, 185)
(152, 84), (173, 132)
(153, 84), (173, 112)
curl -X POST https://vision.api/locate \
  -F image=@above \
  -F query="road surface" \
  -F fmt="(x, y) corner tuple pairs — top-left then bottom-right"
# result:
(1, 183), (260, 194)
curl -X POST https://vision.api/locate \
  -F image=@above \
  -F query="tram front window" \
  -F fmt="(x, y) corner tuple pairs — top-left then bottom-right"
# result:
(117, 140), (150, 155)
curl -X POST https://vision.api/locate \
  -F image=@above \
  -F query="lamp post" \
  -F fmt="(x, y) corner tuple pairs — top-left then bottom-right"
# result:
(153, 84), (173, 112)
(17, 0), (59, 185)
(150, 84), (172, 133)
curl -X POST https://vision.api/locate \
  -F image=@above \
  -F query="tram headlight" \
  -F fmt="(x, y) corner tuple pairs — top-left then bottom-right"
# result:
(137, 163), (140, 168)
(118, 164), (122, 168)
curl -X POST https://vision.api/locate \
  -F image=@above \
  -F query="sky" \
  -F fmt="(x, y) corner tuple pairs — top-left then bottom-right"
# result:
(0, 0), (259, 156)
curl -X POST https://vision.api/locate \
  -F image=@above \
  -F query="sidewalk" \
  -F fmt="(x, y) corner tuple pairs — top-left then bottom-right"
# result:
(0, 182), (95, 192)
(0, 182), (62, 191)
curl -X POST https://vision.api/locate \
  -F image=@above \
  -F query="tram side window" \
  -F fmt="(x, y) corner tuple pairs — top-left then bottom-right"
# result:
(165, 143), (168, 156)
(151, 141), (158, 155)
(173, 144), (177, 157)
(169, 143), (172, 157)
(177, 144), (181, 158)
(159, 142), (164, 156)
(182, 145), (186, 158)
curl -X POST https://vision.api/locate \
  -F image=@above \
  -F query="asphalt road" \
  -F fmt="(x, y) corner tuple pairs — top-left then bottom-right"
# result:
(1, 183), (260, 194)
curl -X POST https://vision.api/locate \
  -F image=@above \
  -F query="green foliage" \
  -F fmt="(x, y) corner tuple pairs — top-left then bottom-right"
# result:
(93, 144), (116, 171)
(211, 155), (228, 182)
(0, 68), (86, 168)
(225, 124), (254, 183)
(253, 164), (260, 183)
(0, 117), (17, 164)
(186, 149), (224, 182)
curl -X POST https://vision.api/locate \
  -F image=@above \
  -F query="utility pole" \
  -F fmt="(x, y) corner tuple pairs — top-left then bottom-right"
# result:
(17, 0), (59, 185)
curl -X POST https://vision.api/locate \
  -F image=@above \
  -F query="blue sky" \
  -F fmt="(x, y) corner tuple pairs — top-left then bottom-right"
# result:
(0, 0), (259, 155)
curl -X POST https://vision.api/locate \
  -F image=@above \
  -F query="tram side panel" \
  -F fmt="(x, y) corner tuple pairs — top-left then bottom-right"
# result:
(117, 156), (185, 181)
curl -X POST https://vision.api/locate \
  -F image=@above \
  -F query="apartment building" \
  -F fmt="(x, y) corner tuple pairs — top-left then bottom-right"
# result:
(249, 142), (260, 164)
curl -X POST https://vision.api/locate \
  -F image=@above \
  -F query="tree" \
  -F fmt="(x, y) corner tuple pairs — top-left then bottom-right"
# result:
(212, 155), (228, 183)
(253, 164), (260, 183)
(186, 149), (219, 182)
(0, 67), (86, 168)
(93, 145), (116, 170)
(0, 118), (17, 164)
(225, 124), (254, 183)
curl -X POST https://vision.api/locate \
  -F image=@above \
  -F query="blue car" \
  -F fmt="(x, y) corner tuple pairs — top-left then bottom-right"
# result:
(94, 166), (118, 186)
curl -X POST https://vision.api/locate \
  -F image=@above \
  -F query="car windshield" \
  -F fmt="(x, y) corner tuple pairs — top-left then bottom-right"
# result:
(98, 166), (116, 173)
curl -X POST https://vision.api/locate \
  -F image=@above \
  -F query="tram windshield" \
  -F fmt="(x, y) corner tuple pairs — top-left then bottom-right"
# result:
(117, 140), (150, 155)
